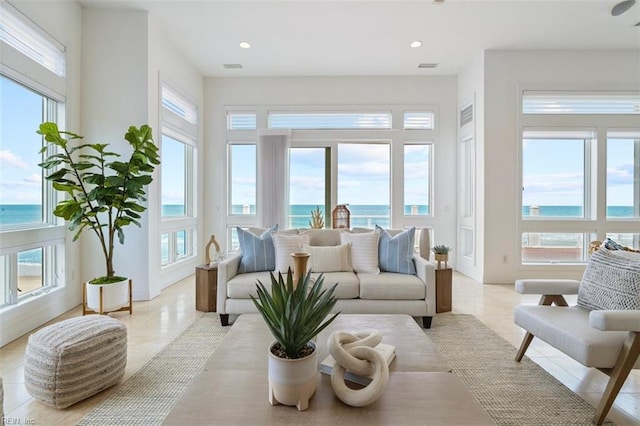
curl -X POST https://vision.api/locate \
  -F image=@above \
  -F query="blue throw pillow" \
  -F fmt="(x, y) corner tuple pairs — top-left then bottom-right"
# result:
(237, 225), (277, 273)
(376, 225), (416, 275)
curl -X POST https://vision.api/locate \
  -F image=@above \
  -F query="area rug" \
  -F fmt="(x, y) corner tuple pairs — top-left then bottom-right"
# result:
(77, 313), (227, 426)
(425, 314), (615, 426)
(78, 313), (615, 425)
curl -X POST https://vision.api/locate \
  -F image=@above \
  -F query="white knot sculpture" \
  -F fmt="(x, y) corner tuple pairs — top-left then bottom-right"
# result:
(327, 330), (390, 407)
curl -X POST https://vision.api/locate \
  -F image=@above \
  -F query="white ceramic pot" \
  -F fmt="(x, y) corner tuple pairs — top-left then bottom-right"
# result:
(267, 340), (319, 411)
(86, 278), (129, 313)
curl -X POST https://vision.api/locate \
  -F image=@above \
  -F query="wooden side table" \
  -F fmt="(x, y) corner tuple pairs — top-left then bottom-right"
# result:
(196, 264), (217, 312)
(435, 267), (452, 313)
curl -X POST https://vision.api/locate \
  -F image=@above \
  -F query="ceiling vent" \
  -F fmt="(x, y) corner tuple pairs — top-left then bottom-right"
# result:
(223, 63), (243, 69)
(418, 63), (438, 69)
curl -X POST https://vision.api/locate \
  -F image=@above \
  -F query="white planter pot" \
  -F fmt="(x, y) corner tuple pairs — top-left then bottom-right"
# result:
(86, 278), (129, 313)
(267, 340), (319, 411)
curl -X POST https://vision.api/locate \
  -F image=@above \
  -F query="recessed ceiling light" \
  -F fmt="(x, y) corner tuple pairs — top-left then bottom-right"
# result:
(418, 63), (438, 69)
(223, 64), (243, 69)
(239, 41), (251, 49)
(410, 40), (423, 48)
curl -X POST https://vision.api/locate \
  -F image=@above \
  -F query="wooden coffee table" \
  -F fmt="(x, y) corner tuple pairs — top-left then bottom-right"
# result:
(163, 314), (494, 425)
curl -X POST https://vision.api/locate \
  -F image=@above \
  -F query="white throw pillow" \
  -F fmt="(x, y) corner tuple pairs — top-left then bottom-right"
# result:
(272, 233), (310, 273)
(340, 231), (380, 274)
(303, 243), (352, 272)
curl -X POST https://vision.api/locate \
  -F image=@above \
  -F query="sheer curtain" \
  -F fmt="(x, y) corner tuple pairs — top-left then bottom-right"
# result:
(257, 129), (291, 229)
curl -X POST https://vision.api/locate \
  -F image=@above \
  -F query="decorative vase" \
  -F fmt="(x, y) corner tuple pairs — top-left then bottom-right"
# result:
(291, 252), (311, 289)
(267, 340), (319, 411)
(85, 278), (130, 313)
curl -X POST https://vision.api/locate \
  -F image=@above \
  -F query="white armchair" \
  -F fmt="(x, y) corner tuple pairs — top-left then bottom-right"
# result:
(513, 249), (640, 425)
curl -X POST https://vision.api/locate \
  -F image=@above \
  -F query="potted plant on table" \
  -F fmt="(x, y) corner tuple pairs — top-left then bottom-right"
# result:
(432, 244), (451, 269)
(37, 122), (160, 314)
(251, 270), (340, 411)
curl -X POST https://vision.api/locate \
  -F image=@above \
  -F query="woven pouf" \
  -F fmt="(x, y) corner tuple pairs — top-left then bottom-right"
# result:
(24, 315), (127, 408)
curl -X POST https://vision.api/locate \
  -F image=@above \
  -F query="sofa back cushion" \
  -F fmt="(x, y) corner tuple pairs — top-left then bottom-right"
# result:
(237, 225), (277, 273)
(340, 231), (380, 274)
(309, 229), (342, 246)
(376, 225), (416, 275)
(303, 244), (352, 272)
(577, 248), (640, 311)
(272, 233), (310, 273)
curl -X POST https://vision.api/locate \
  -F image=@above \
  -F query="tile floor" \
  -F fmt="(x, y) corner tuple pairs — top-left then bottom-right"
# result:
(1, 272), (639, 425)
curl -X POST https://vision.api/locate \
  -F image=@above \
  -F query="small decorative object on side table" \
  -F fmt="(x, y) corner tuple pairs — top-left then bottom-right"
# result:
(435, 268), (452, 313)
(196, 264), (217, 312)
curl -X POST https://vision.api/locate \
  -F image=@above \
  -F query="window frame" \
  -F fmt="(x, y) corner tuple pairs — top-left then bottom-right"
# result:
(518, 89), (640, 266)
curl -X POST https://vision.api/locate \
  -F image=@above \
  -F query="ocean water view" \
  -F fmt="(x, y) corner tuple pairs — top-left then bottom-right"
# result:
(3, 204), (637, 263)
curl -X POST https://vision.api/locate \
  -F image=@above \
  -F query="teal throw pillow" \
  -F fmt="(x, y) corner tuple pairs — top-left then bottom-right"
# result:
(237, 225), (277, 273)
(376, 225), (416, 275)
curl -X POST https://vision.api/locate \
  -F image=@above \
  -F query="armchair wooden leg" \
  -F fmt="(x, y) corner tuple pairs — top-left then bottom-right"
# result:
(539, 295), (568, 306)
(593, 332), (640, 425)
(515, 332), (534, 362)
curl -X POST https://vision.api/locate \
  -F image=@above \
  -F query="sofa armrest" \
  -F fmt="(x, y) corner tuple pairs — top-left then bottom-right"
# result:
(515, 279), (580, 295)
(589, 310), (640, 332)
(413, 254), (436, 317)
(216, 253), (242, 314)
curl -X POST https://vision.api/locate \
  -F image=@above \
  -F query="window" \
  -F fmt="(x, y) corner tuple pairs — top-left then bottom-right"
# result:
(519, 91), (639, 266)
(227, 112), (257, 130)
(0, 1), (66, 77)
(607, 132), (639, 219)
(226, 105), (438, 252)
(159, 80), (198, 268)
(289, 148), (327, 228)
(523, 92), (640, 115)
(161, 135), (187, 217)
(522, 130), (593, 219)
(0, 76), (47, 226)
(229, 144), (256, 215)
(338, 143), (390, 228)
(522, 233), (588, 263)
(269, 112), (392, 130)
(404, 144), (431, 216)
(403, 112), (434, 130)
(0, 75), (63, 308)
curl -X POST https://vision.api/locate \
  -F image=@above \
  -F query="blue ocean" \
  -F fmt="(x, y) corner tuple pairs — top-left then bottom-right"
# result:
(2, 204), (636, 262)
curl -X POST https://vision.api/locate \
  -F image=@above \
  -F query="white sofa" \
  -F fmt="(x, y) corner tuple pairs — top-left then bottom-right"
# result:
(216, 227), (436, 328)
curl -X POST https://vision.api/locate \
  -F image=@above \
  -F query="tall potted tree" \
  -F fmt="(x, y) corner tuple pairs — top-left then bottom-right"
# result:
(37, 122), (160, 313)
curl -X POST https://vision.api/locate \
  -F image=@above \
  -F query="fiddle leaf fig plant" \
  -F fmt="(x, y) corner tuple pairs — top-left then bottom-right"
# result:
(37, 122), (160, 283)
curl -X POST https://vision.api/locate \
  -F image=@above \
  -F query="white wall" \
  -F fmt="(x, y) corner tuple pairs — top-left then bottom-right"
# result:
(0, 0), (83, 346)
(482, 50), (640, 283)
(204, 76), (459, 255)
(81, 8), (153, 299)
(147, 16), (205, 290)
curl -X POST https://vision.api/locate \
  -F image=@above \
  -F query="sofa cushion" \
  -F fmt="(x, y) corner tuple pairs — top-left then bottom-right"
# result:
(237, 225), (277, 273)
(358, 273), (425, 300)
(272, 233), (310, 273)
(309, 229), (342, 246)
(577, 248), (640, 311)
(376, 225), (416, 275)
(227, 271), (275, 299)
(303, 244), (352, 272)
(514, 305), (635, 369)
(310, 272), (359, 299)
(340, 231), (380, 274)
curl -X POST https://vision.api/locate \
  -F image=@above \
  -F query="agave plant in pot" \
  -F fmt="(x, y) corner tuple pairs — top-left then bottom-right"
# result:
(251, 270), (340, 411)
(37, 122), (160, 314)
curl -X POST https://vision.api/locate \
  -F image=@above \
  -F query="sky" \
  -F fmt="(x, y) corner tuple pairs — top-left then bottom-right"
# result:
(1, 74), (636, 210)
